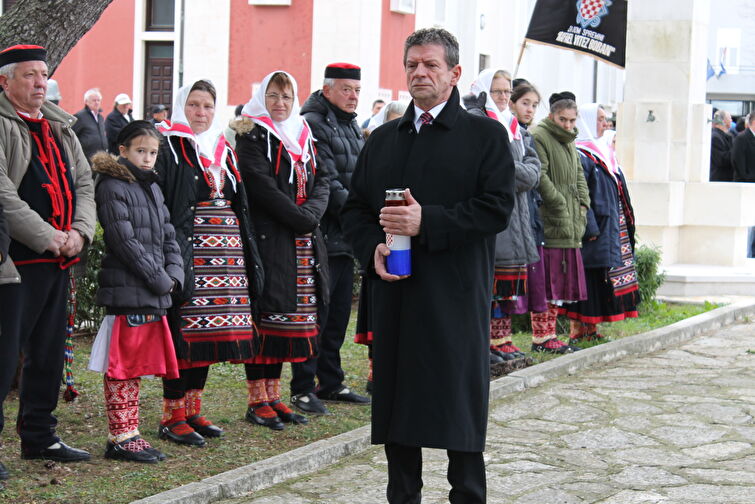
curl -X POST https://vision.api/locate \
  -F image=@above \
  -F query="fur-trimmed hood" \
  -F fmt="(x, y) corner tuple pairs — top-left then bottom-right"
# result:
(229, 115), (256, 135)
(91, 152), (136, 183)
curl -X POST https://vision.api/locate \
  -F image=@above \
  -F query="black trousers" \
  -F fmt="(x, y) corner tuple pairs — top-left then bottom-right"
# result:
(291, 255), (353, 396)
(384, 443), (486, 504)
(0, 263), (69, 451)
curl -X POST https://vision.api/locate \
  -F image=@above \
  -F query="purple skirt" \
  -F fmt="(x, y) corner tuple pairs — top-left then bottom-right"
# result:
(542, 247), (587, 302)
(501, 246), (548, 315)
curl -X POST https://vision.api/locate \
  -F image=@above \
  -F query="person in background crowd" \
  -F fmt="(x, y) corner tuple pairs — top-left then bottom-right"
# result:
(233, 70), (329, 430)
(45, 78), (61, 105)
(342, 28), (515, 504)
(710, 109), (734, 181)
(150, 104), (168, 126)
(361, 98), (385, 129)
(293, 62), (370, 415)
(732, 111), (755, 183)
(529, 92), (589, 353)
(155, 79), (263, 446)
(0, 44), (96, 472)
(465, 70), (543, 364)
(72, 88), (108, 163)
(88, 121), (184, 463)
(225, 104), (245, 149)
(735, 116), (746, 134)
(364, 100), (407, 136)
(561, 104), (638, 342)
(106, 93), (134, 155)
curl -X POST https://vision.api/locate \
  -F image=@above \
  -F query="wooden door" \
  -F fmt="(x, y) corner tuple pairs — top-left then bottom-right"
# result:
(144, 42), (173, 117)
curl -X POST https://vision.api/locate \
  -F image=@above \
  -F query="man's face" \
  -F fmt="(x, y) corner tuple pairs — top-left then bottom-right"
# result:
(85, 94), (102, 113)
(0, 60), (48, 114)
(550, 107), (578, 132)
(322, 79), (361, 114)
(153, 110), (168, 122)
(372, 102), (385, 116)
(596, 107), (608, 138)
(405, 44), (460, 109)
(723, 112), (732, 130)
(116, 102), (131, 115)
(749, 118), (755, 133)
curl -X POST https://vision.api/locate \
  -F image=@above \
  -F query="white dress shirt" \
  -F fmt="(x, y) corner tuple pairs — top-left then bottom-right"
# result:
(413, 101), (447, 133)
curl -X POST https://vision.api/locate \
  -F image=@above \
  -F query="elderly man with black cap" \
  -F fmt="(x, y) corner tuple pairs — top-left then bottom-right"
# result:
(0, 44), (96, 477)
(291, 62), (370, 415)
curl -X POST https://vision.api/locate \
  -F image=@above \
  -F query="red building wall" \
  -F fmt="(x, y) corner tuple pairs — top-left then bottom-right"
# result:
(52, 0), (135, 114)
(379, 0), (415, 99)
(227, 0), (313, 107)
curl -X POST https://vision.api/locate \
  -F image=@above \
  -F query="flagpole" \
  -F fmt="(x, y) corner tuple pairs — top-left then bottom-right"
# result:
(513, 40), (527, 78)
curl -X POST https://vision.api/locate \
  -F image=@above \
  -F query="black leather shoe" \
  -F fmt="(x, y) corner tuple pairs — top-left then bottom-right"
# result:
(104, 437), (158, 464)
(187, 414), (224, 438)
(22, 441), (91, 462)
(0, 461), (8, 480)
(145, 447), (167, 461)
(291, 392), (330, 415)
(490, 351), (505, 365)
(157, 422), (206, 446)
(270, 400), (308, 424)
(316, 386), (370, 405)
(245, 404), (285, 430)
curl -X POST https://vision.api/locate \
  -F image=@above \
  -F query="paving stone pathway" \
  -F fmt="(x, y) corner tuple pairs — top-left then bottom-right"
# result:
(220, 323), (755, 503)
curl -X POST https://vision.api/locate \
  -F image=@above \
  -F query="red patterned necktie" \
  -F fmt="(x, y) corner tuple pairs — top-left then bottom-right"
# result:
(419, 111), (433, 125)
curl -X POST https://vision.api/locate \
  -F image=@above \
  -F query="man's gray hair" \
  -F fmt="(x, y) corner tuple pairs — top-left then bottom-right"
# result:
(712, 109), (729, 126)
(403, 28), (459, 68)
(323, 77), (335, 89)
(84, 88), (102, 101)
(0, 62), (16, 79)
(747, 111), (755, 125)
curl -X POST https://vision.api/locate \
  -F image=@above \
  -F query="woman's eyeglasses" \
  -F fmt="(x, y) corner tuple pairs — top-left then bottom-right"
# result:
(265, 93), (294, 104)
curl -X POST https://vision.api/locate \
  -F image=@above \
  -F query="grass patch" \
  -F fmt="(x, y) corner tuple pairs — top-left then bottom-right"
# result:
(0, 301), (714, 503)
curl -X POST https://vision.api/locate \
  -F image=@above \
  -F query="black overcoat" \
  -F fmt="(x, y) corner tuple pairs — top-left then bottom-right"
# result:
(341, 87), (515, 452)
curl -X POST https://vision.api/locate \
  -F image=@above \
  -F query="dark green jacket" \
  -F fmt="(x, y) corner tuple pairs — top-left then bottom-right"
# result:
(530, 118), (590, 248)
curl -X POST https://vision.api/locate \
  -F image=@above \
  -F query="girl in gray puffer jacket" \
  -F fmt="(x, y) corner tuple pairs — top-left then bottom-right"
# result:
(88, 121), (184, 464)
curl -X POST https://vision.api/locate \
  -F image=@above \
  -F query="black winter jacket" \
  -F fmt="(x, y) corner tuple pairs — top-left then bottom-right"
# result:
(92, 153), (184, 314)
(710, 127), (734, 181)
(105, 108), (134, 155)
(72, 107), (107, 162)
(154, 136), (264, 316)
(233, 118), (330, 314)
(732, 129), (755, 182)
(301, 91), (364, 257)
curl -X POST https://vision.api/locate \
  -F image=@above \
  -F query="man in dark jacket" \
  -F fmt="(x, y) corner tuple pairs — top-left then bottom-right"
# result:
(72, 88), (107, 163)
(732, 112), (755, 183)
(710, 109), (734, 181)
(105, 93), (134, 155)
(292, 62), (369, 414)
(342, 28), (515, 503)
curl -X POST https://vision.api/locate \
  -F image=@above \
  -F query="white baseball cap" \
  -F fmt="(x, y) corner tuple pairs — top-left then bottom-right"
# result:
(114, 93), (132, 105)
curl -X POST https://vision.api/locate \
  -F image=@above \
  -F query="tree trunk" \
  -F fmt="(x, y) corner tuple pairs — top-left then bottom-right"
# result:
(0, 0), (116, 74)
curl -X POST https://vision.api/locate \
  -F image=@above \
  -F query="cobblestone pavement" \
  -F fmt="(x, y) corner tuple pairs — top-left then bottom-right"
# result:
(221, 323), (755, 503)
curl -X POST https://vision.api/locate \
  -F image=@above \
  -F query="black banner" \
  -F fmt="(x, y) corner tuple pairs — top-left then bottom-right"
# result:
(524, 0), (627, 68)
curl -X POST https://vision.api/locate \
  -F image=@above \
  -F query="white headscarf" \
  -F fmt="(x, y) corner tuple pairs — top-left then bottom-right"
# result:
(575, 102), (617, 175)
(158, 80), (237, 193)
(241, 71), (315, 184)
(469, 68), (522, 145)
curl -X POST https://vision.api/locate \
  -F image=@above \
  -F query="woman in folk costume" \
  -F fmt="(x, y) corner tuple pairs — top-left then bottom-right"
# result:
(232, 71), (329, 430)
(155, 80), (264, 446)
(561, 104), (638, 340)
(465, 69), (541, 364)
(529, 93), (589, 353)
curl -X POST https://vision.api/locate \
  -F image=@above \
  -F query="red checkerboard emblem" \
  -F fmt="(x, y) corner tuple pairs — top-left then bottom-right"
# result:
(580, 0), (605, 21)
(386, 233), (394, 247)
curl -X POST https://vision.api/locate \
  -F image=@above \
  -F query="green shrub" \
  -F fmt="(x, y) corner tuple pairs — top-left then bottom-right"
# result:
(74, 223), (105, 333)
(634, 243), (665, 311)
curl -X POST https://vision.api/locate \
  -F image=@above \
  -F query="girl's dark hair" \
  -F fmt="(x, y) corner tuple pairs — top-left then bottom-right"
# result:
(511, 83), (541, 104)
(116, 120), (161, 148)
(189, 79), (217, 103)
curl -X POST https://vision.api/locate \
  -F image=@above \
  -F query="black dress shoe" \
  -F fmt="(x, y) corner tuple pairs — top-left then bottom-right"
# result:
(490, 351), (505, 365)
(187, 414), (224, 438)
(145, 447), (167, 461)
(245, 404), (285, 431)
(270, 400), (308, 424)
(157, 422), (206, 446)
(316, 386), (371, 404)
(291, 392), (330, 415)
(104, 437), (158, 464)
(0, 460), (9, 480)
(22, 441), (91, 462)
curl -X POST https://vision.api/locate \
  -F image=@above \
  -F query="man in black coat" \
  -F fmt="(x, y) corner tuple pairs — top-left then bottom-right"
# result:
(732, 112), (755, 183)
(291, 62), (369, 414)
(71, 88), (107, 163)
(105, 93), (133, 155)
(342, 28), (515, 503)
(709, 109), (734, 181)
